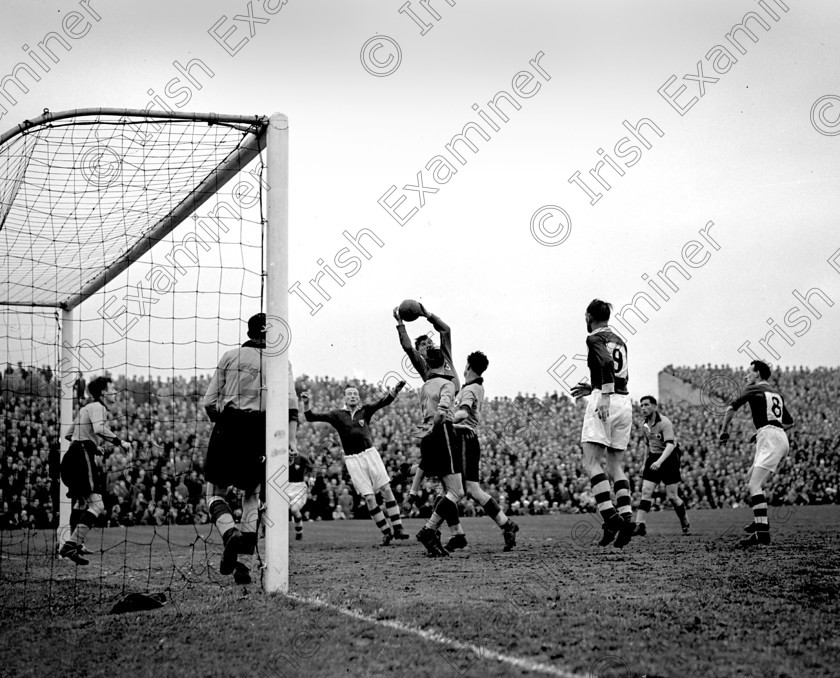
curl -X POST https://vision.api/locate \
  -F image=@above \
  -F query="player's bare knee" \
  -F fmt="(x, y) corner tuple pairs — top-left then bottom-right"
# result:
(445, 488), (464, 503)
(466, 481), (489, 504)
(379, 485), (395, 502)
(363, 494), (377, 508)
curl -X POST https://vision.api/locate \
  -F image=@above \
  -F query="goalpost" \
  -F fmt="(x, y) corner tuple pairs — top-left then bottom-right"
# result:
(0, 108), (291, 611)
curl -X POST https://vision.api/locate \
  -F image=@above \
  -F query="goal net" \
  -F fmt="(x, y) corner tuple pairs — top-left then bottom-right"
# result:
(0, 109), (290, 618)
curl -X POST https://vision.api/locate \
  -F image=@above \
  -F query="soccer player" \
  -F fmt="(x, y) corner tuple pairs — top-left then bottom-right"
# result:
(570, 299), (634, 548)
(445, 351), (519, 552)
(718, 360), (794, 546)
(634, 396), (690, 536)
(392, 303), (460, 509)
(59, 375), (131, 565)
(203, 313), (299, 584)
(393, 303), (460, 388)
(301, 381), (409, 545)
(288, 450), (312, 540)
(415, 348), (461, 557)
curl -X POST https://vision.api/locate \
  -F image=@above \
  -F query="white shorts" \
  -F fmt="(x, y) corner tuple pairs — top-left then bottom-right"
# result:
(580, 390), (632, 450)
(287, 482), (308, 512)
(345, 447), (390, 497)
(753, 426), (789, 472)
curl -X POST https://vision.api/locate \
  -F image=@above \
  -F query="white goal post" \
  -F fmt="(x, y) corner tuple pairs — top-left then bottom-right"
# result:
(0, 108), (291, 593)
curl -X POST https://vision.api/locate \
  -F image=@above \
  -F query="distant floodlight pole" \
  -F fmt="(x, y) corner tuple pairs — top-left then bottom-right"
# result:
(264, 113), (290, 593)
(58, 308), (74, 546)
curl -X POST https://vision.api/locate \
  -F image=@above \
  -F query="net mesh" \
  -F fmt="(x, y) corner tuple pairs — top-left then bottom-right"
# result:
(1, 111), (266, 308)
(0, 110), (272, 617)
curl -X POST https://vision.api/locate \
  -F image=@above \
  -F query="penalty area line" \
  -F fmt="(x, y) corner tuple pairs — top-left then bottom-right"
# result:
(284, 592), (586, 678)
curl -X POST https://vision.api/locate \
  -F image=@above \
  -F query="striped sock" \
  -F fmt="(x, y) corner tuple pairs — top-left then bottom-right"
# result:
(426, 497), (454, 531)
(445, 503), (465, 535)
(750, 493), (769, 532)
(209, 499), (235, 539)
(614, 479), (631, 518)
(70, 511), (96, 546)
(481, 497), (509, 528)
(384, 500), (402, 529)
(591, 473), (617, 522)
(636, 499), (652, 525)
(70, 506), (85, 531)
(294, 516), (303, 535)
(369, 504), (391, 536)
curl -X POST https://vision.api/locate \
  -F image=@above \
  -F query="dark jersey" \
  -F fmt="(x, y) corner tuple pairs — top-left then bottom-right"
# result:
(729, 383), (794, 431)
(642, 412), (676, 455)
(397, 314), (461, 390)
(586, 326), (628, 394)
(289, 454), (312, 483)
(304, 393), (395, 455)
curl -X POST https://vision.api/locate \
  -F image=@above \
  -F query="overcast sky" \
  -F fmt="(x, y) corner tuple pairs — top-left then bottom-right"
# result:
(2, 0), (840, 401)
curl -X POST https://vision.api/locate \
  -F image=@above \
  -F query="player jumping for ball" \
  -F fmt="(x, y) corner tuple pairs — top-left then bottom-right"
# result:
(301, 382), (409, 546)
(59, 376), (131, 565)
(570, 299), (634, 549)
(634, 395), (690, 536)
(415, 348), (461, 557)
(392, 302), (460, 509)
(718, 360), (794, 547)
(443, 351), (520, 552)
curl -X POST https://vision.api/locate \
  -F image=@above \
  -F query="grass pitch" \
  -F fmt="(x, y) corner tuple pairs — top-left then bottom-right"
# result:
(1, 506), (838, 678)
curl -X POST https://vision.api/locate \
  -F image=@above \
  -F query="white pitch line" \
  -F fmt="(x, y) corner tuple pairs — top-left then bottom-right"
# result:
(284, 592), (588, 678)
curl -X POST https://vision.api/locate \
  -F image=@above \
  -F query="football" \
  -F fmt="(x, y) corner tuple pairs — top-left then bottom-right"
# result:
(398, 299), (423, 322)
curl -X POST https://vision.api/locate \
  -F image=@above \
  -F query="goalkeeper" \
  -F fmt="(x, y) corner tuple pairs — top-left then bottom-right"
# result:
(392, 303), (460, 511)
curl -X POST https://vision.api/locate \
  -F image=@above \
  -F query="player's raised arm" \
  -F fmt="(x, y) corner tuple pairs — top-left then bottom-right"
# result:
(394, 307), (429, 380)
(300, 391), (335, 424)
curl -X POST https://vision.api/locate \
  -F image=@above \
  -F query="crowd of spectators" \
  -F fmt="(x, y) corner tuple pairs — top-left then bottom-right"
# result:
(1, 362), (838, 531)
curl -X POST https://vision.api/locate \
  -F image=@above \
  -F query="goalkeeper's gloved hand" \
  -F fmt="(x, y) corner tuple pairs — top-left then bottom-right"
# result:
(719, 432), (730, 444)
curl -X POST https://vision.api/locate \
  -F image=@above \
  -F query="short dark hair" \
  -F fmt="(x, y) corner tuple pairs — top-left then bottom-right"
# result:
(247, 313), (266, 340)
(426, 347), (444, 369)
(88, 376), (113, 401)
(640, 395), (657, 406)
(467, 351), (489, 375)
(586, 299), (612, 322)
(414, 334), (431, 351)
(750, 360), (771, 380)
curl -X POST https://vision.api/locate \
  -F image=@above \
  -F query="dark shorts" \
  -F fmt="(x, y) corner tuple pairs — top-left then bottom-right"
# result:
(458, 431), (481, 483)
(205, 408), (266, 491)
(642, 448), (682, 485)
(61, 440), (105, 499)
(419, 421), (462, 478)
